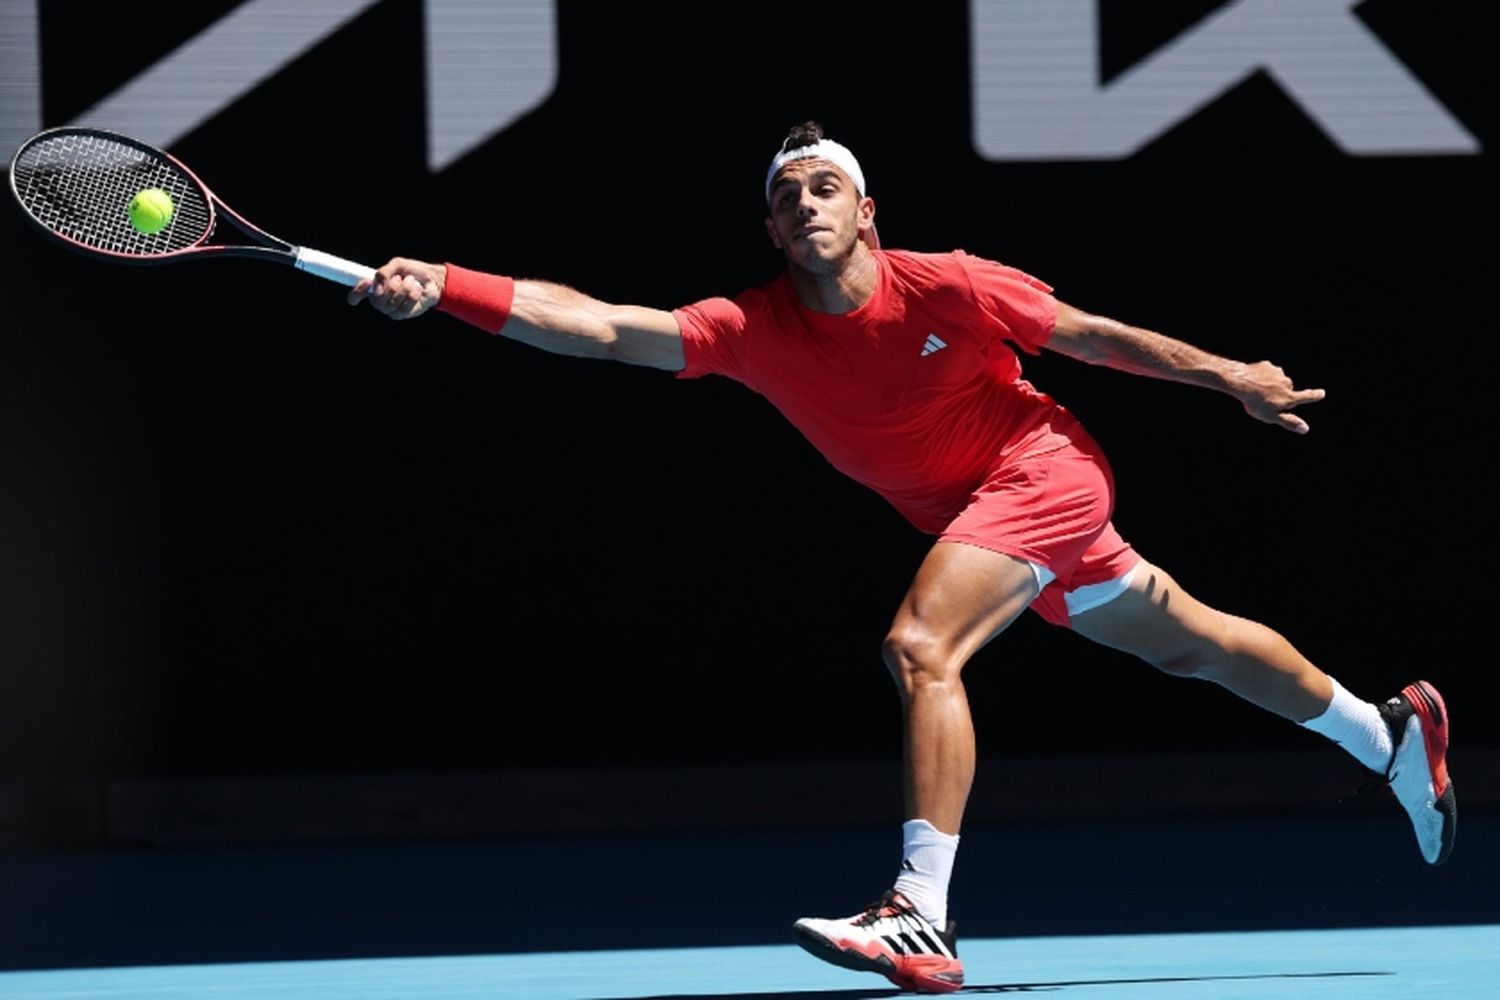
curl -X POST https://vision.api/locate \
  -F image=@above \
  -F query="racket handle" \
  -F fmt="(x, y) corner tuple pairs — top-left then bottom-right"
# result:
(293, 246), (377, 287)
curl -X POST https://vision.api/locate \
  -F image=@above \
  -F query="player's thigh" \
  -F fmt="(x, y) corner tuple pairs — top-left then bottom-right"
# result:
(889, 540), (1042, 669)
(1067, 559), (1227, 667)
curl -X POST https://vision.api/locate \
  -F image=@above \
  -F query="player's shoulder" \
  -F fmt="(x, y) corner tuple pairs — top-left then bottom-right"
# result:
(896, 247), (1054, 295)
(675, 277), (784, 339)
(877, 247), (988, 294)
(723, 278), (786, 329)
(680, 275), (775, 314)
(878, 247), (971, 267)
(879, 246), (1002, 272)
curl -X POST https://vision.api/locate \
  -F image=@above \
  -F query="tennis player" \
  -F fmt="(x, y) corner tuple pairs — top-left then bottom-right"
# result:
(348, 121), (1456, 994)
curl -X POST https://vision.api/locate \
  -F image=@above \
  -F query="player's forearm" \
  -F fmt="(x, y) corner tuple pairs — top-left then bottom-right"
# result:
(1063, 315), (1250, 396)
(1049, 303), (1324, 433)
(436, 263), (625, 360)
(434, 264), (684, 369)
(503, 279), (625, 360)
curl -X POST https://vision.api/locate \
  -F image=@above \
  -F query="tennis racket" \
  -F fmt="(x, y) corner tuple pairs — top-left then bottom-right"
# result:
(8, 125), (375, 286)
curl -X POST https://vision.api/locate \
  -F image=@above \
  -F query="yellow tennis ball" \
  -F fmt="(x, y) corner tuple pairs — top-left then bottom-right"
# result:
(128, 187), (174, 235)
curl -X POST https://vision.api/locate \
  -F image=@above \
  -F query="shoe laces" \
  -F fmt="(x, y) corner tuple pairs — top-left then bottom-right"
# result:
(854, 889), (913, 927)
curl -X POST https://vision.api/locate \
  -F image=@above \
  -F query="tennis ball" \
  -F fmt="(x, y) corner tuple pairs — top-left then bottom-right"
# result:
(128, 187), (174, 235)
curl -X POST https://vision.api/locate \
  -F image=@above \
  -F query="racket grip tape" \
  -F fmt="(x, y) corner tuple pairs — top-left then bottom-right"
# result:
(294, 246), (378, 286)
(436, 263), (515, 334)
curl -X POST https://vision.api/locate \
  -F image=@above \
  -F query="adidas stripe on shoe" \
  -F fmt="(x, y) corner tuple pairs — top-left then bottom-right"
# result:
(1378, 679), (1457, 865)
(792, 889), (964, 993)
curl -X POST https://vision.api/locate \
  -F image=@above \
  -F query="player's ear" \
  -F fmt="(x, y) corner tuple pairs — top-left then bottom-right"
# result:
(765, 217), (782, 250)
(856, 196), (879, 249)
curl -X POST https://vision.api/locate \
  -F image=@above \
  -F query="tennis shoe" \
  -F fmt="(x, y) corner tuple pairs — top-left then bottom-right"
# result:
(792, 889), (963, 993)
(1378, 679), (1456, 865)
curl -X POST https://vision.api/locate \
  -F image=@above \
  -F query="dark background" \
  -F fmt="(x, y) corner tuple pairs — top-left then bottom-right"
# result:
(1, 1), (1492, 816)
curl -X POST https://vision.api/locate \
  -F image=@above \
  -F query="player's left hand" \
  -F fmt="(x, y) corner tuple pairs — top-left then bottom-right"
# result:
(1235, 360), (1326, 434)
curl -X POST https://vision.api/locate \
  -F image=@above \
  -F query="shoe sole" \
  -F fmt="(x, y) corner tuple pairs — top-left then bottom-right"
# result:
(791, 924), (964, 994)
(791, 922), (899, 977)
(1398, 680), (1457, 865)
(888, 956), (966, 993)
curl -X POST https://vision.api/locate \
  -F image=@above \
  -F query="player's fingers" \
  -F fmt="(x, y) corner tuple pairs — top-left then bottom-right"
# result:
(370, 261), (411, 297)
(376, 258), (411, 281)
(1278, 411), (1311, 434)
(397, 276), (437, 316)
(360, 260), (441, 319)
(375, 272), (410, 304)
(1297, 387), (1327, 405)
(394, 275), (424, 307)
(378, 273), (417, 304)
(347, 278), (372, 305)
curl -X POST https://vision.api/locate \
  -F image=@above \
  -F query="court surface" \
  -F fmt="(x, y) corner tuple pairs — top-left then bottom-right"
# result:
(2, 812), (1495, 999)
(1, 924), (1498, 999)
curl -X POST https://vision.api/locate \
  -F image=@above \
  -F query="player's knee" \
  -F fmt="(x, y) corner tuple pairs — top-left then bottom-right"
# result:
(881, 625), (956, 699)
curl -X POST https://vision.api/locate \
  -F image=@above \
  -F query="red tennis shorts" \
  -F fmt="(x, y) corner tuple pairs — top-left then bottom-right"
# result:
(939, 404), (1139, 628)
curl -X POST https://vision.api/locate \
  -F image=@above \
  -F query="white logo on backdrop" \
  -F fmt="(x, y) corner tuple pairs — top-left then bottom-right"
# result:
(1, 0), (1480, 171)
(0, 0), (557, 172)
(970, 0), (1479, 159)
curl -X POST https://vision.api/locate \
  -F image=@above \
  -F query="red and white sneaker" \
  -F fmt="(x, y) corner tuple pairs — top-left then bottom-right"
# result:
(792, 890), (964, 993)
(1378, 680), (1457, 865)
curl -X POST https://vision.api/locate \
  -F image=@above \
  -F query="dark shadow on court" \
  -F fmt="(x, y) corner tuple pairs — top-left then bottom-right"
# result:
(593, 969), (1393, 998)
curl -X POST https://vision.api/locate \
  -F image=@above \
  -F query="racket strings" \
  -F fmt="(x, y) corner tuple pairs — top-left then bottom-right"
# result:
(12, 131), (212, 256)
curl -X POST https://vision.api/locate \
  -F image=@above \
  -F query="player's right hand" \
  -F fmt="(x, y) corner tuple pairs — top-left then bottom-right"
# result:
(348, 257), (446, 320)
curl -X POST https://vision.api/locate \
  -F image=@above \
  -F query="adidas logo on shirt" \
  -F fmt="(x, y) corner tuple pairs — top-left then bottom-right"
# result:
(921, 333), (948, 356)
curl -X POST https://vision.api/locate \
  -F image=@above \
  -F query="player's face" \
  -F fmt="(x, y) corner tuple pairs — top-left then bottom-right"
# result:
(764, 160), (873, 273)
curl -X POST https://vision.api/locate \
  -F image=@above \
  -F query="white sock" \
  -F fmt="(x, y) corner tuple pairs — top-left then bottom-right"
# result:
(1299, 676), (1394, 773)
(892, 818), (959, 928)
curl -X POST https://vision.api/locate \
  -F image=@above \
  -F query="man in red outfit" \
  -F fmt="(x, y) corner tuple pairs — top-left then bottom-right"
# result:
(349, 121), (1455, 994)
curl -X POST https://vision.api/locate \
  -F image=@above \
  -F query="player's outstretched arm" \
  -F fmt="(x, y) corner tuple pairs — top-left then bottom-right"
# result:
(1043, 300), (1326, 434)
(348, 257), (686, 372)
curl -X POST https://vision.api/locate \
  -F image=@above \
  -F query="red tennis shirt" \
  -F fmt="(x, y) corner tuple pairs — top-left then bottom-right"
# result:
(672, 249), (1064, 533)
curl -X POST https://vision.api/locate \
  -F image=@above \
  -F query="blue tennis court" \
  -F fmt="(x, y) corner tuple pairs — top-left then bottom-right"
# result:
(3, 812), (1495, 999)
(2, 924), (1496, 999)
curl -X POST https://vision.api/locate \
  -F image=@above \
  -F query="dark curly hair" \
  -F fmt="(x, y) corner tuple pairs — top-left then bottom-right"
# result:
(780, 120), (825, 152)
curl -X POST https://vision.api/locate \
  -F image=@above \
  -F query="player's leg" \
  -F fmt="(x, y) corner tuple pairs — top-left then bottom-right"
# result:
(1067, 558), (1455, 864)
(792, 540), (1039, 994)
(884, 540), (1041, 833)
(1067, 559), (1331, 720)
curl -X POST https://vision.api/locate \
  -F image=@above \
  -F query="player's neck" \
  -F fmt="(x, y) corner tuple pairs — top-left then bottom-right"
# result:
(788, 245), (878, 315)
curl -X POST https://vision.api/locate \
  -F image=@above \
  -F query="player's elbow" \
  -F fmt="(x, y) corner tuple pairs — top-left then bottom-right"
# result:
(566, 326), (621, 361)
(1046, 302), (1111, 363)
(1044, 324), (1109, 365)
(506, 316), (616, 360)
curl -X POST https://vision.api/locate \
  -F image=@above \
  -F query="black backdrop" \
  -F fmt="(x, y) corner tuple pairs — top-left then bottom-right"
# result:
(2, 1), (1493, 789)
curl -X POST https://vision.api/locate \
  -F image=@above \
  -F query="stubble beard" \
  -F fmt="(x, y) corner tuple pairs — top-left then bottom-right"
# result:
(787, 225), (859, 279)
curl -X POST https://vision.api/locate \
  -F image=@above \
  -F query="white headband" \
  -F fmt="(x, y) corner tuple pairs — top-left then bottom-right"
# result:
(764, 139), (867, 204)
